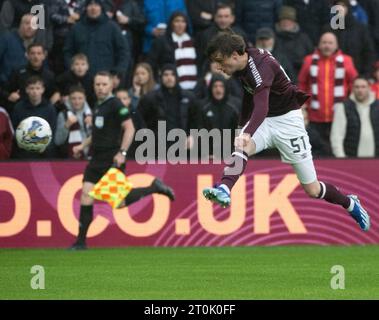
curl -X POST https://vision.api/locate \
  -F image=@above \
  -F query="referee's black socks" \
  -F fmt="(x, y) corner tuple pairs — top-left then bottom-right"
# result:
(123, 186), (156, 206)
(76, 205), (94, 245)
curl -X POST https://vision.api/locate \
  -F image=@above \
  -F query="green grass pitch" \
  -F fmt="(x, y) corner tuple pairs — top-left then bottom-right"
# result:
(1, 246), (378, 300)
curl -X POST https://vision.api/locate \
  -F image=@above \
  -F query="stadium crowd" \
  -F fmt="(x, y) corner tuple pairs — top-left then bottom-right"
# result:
(0, 0), (379, 161)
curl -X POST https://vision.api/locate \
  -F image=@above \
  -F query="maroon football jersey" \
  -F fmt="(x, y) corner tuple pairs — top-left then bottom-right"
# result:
(236, 48), (310, 128)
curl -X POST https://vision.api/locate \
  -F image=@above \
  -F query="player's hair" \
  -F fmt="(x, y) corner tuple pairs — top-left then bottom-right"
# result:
(68, 85), (86, 96)
(27, 43), (45, 53)
(206, 30), (246, 61)
(25, 75), (44, 87)
(71, 53), (89, 65)
(216, 2), (235, 15)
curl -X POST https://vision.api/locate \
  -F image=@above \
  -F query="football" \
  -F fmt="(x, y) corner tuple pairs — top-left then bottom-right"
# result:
(15, 116), (52, 153)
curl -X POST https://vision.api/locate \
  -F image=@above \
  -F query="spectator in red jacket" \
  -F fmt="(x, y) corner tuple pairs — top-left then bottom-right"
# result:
(0, 106), (13, 160)
(298, 31), (358, 152)
(371, 61), (379, 99)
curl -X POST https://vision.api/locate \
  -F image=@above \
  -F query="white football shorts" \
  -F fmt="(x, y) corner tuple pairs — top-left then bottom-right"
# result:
(240, 109), (317, 185)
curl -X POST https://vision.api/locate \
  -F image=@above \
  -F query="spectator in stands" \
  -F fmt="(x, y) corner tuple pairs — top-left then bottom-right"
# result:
(349, 0), (369, 25)
(148, 11), (198, 90)
(5, 43), (57, 113)
(275, 6), (314, 80)
(331, 77), (379, 158)
(55, 53), (94, 108)
(115, 88), (132, 111)
(0, 14), (38, 87)
(371, 61), (379, 99)
(110, 69), (124, 92)
(255, 27), (296, 83)
(115, 88), (143, 155)
(64, 0), (131, 78)
(235, 0), (282, 44)
(143, 0), (188, 54)
(358, 0), (379, 58)
(128, 62), (158, 113)
(50, 0), (86, 75)
(200, 74), (239, 158)
(194, 60), (242, 105)
(55, 86), (92, 159)
(196, 2), (248, 74)
(325, 0), (376, 76)
(1, 0), (44, 29)
(0, 1), (53, 50)
(185, 0), (217, 35)
(138, 64), (200, 153)
(11, 76), (57, 159)
(283, 0), (330, 46)
(298, 32), (358, 153)
(0, 106), (13, 160)
(108, 0), (146, 67)
(116, 88), (133, 123)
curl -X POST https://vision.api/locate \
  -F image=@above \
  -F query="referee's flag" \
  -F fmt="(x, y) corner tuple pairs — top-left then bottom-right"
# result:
(89, 168), (133, 209)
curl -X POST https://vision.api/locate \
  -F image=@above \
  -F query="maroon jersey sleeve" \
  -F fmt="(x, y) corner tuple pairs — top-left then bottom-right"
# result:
(239, 52), (276, 135)
(243, 88), (270, 136)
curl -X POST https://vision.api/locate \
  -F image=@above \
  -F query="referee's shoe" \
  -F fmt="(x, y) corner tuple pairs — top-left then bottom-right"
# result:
(152, 178), (175, 201)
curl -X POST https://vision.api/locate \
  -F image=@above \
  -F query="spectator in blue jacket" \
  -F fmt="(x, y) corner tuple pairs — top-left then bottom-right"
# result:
(349, 0), (369, 25)
(143, 0), (188, 54)
(235, 0), (282, 44)
(0, 14), (37, 86)
(0, 0), (53, 50)
(64, 0), (131, 79)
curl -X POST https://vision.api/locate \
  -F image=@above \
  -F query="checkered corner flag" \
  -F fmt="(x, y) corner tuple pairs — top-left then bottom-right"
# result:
(88, 167), (133, 209)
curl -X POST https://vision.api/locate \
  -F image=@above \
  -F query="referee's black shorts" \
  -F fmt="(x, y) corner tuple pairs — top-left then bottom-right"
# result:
(83, 150), (117, 184)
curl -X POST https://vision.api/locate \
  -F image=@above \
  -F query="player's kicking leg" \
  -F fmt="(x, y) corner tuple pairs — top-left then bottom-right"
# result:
(203, 133), (256, 208)
(203, 119), (266, 208)
(293, 161), (370, 232)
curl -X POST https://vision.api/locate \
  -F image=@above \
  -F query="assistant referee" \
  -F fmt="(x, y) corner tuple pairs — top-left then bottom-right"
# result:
(70, 71), (174, 250)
